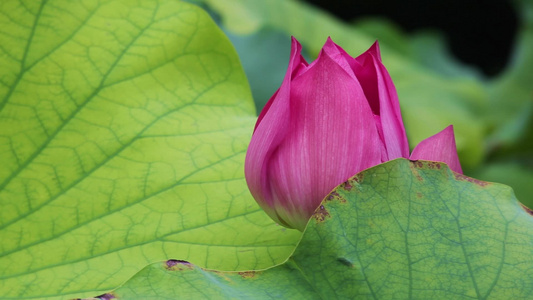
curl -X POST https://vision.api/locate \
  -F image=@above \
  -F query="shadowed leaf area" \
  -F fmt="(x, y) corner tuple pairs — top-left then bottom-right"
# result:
(90, 159), (533, 299)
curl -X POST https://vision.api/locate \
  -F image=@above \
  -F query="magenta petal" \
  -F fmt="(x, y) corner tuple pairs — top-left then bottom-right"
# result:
(245, 37), (306, 225)
(265, 48), (383, 230)
(254, 37), (307, 131)
(366, 41), (382, 61)
(320, 37), (357, 80)
(352, 42), (410, 160)
(246, 37), (418, 231)
(410, 125), (463, 174)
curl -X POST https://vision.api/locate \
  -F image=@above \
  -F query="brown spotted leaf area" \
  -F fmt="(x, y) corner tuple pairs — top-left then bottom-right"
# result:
(81, 159), (533, 299)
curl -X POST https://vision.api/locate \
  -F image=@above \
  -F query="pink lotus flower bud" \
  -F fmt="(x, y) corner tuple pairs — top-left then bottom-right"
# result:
(245, 37), (462, 231)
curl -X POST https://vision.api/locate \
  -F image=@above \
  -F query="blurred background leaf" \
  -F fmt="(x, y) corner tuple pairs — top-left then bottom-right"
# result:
(190, 0), (532, 207)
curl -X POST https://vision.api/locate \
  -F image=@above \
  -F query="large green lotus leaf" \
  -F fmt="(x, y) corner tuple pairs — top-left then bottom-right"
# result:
(83, 260), (319, 300)
(0, 1), (301, 299)
(203, 0), (487, 169)
(473, 162), (533, 208)
(86, 159), (533, 299)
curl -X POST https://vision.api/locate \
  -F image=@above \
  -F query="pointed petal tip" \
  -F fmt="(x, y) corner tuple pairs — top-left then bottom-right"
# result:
(322, 36), (349, 56)
(437, 125), (456, 139)
(368, 40), (382, 61)
(409, 125), (463, 174)
(290, 36), (301, 51)
(354, 40), (382, 65)
(321, 36), (338, 54)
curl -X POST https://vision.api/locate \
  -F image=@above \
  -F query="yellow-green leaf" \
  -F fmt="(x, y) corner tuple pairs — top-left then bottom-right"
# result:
(0, 1), (300, 299)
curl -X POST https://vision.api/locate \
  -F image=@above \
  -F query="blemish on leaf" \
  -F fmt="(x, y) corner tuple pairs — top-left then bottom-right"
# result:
(353, 173), (364, 183)
(238, 271), (257, 279)
(165, 259), (193, 271)
(313, 205), (330, 223)
(342, 181), (352, 191)
(408, 161), (424, 181)
(520, 203), (533, 216)
(427, 161), (441, 169)
(327, 191), (339, 201)
(209, 270), (234, 283)
(96, 293), (116, 300)
(412, 170), (423, 182)
(410, 160), (424, 169)
(337, 257), (354, 268)
(454, 173), (490, 187)
(416, 192), (423, 198)
(326, 191), (346, 203)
